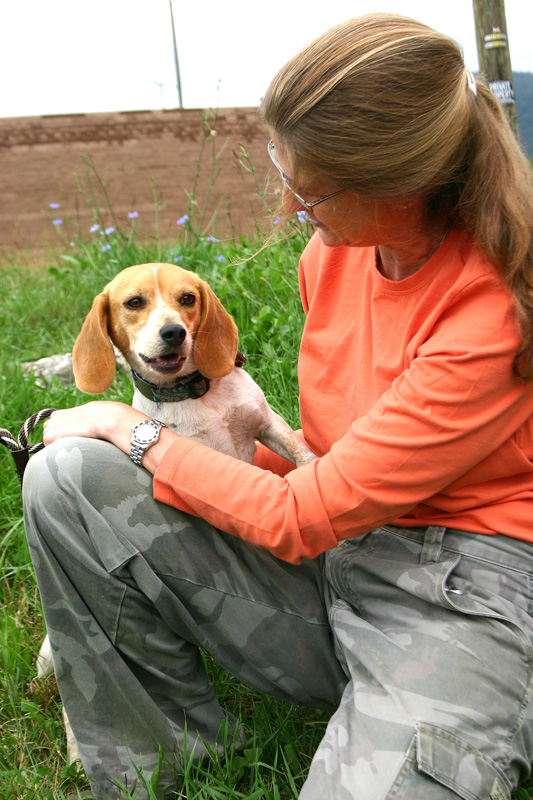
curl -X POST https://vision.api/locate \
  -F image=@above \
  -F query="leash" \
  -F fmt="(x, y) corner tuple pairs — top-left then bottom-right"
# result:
(0, 408), (56, 486)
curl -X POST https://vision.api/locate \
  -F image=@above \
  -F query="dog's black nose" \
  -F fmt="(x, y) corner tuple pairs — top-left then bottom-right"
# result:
(159, 325), (187, 347)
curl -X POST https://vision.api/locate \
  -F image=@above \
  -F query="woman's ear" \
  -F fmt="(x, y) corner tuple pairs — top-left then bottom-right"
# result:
(72, 292), (116, 393)
(193, 281), (239, 379)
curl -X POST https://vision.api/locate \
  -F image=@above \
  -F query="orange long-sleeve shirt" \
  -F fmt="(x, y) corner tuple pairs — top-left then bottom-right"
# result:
(154, 229), (533, 564)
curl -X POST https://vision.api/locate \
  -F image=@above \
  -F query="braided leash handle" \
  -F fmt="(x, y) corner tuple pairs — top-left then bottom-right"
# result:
(0, 408), (56, 486)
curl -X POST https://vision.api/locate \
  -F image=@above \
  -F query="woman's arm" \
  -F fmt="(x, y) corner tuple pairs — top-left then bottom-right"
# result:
(42, 402), (299, 477)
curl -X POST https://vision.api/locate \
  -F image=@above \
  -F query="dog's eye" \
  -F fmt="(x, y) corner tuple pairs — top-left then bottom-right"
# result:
(125, 297), (145, 309)
(181, 293), (196, 307)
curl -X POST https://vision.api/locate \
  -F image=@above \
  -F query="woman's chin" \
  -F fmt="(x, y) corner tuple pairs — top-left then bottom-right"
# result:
(316, 227), (344, 247)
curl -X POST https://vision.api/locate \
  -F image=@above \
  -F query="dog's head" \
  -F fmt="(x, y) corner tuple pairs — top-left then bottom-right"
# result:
(72, 263), (239, 394)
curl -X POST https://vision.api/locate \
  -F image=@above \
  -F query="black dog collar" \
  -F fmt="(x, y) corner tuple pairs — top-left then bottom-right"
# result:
(131, 369), (210, 403)
(130, 351), (246, 404)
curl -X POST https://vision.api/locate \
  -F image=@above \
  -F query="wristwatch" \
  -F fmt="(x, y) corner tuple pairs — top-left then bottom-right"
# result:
(130, 418), (167, 466)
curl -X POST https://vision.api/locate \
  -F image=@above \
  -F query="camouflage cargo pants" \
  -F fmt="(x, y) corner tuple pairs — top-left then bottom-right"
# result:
(23, 438), (533, 799)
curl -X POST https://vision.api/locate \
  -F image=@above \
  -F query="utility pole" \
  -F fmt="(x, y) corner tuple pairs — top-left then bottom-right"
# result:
(472, 0), (518, 134)
(168, 0), (184, 109)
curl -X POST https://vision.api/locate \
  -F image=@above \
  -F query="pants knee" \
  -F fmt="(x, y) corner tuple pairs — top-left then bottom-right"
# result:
(24, 437), (88, 510)
(22, 437), (131, 546)
(24, 436), (131, 501)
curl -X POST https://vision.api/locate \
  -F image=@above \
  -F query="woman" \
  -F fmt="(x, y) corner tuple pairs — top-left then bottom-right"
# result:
(23, 13), (533, 800)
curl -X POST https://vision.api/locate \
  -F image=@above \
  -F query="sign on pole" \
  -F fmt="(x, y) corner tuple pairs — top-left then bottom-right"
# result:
(472, 0), (518, 134)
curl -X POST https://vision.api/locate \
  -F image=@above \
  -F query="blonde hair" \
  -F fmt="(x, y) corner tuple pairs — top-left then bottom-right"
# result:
(260, 13), (533, 379)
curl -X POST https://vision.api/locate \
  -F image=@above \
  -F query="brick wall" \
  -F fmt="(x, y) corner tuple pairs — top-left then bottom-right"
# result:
(0, 107), (276, 252)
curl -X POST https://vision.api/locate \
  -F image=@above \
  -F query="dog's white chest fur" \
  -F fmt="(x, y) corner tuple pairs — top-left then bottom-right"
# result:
(133, 367), (272, 464)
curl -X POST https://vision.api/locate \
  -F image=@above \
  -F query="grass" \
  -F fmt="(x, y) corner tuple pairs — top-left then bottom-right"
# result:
(0, 196), (332, 799)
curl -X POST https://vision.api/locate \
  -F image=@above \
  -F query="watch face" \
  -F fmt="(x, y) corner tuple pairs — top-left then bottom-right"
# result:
(133, 421), (160, 444)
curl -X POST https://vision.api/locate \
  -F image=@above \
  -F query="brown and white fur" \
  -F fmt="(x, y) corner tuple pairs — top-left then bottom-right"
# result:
(72, 261), (315, 465)
(37, 262), (315, 763)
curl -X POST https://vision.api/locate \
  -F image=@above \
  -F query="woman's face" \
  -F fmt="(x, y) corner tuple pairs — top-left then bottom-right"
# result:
(272, 136), (401, 249)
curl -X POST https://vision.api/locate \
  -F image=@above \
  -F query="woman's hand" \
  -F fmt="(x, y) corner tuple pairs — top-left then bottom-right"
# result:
(42, 401), (176, 474)
(43, 402), (142, 447)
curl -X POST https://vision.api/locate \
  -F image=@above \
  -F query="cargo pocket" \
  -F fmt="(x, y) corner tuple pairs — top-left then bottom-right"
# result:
(414, 722), (512, 800)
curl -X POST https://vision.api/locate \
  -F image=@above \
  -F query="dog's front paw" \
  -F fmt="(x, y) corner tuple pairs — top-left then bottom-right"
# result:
(36, 634), (54, 679)
(295, 449), (318, 468)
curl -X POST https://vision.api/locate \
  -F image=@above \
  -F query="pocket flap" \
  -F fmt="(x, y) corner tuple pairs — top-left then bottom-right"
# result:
(416, 722), (512, 800)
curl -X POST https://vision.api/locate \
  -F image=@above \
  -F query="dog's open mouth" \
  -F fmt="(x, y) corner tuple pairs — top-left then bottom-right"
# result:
(139, 352), (186, 372)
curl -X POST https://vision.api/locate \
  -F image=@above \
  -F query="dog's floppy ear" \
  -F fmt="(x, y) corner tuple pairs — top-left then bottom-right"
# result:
(72, 291), (116, 394)
(194, 280), (239, 379)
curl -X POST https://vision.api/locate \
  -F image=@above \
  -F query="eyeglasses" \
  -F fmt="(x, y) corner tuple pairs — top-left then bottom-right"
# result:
(268, 140), (345, 212)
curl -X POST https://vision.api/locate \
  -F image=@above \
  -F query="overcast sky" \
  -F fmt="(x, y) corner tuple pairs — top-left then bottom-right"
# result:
(2, 0), (531, 119)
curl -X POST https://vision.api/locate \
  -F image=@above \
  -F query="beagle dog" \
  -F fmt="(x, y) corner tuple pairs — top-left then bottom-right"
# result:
(37, 261), (315, 764)
(71, 261), (315, 465)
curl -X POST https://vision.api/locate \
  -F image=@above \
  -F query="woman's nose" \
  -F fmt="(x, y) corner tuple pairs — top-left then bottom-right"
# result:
(281, 185), (306, 215)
